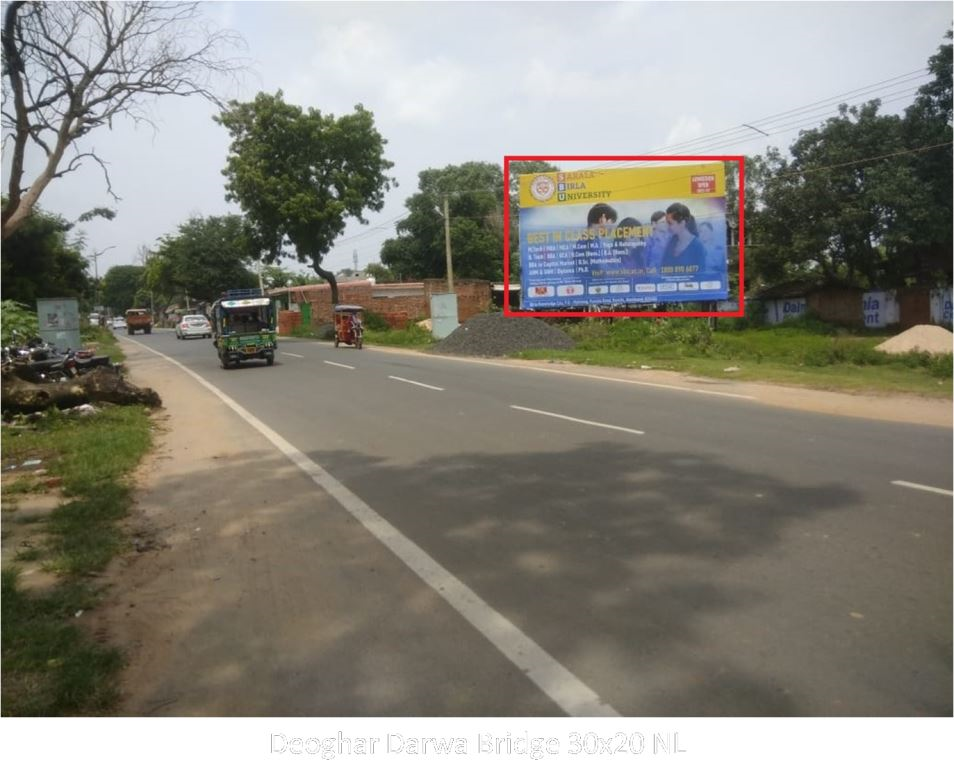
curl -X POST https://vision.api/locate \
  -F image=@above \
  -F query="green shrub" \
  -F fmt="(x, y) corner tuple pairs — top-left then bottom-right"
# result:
(775, 310), (839, 335)
(650, 318), (713, 352)
(1, 301), (39, 346)
(362, 310), (391, 332)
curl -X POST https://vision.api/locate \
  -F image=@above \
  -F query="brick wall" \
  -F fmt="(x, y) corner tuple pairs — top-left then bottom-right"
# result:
(423, 279), (493, 322)
(272, 279), (492, 329)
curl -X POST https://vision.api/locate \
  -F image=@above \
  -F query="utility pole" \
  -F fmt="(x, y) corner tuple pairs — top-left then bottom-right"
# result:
(443, 195), (454, 292)
(89, 245), (115, 311)
(353, 249), (359, 274)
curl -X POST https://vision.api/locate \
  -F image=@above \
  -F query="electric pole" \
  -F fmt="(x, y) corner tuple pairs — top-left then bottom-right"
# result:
(443, 195), (454, 292)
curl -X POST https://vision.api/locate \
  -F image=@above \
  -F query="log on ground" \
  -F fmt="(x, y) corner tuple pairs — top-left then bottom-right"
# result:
(1, 367), (161, 414)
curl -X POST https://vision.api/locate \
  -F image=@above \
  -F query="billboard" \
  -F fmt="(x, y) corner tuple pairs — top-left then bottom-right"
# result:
(514, 162), (731, 312)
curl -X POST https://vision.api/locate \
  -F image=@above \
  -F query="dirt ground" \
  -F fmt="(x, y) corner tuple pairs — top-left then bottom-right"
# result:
(8, 344), (950, 714)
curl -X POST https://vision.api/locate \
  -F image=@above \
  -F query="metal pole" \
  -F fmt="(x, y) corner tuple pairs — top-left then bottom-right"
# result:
(443, 195), (454, 292)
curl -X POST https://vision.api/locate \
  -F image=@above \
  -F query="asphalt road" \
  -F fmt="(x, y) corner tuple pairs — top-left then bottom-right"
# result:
(123, 329), (953, 716)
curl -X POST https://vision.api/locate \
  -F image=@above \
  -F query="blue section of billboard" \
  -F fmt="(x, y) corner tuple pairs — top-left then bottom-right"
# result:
(518, 166), (730, 310)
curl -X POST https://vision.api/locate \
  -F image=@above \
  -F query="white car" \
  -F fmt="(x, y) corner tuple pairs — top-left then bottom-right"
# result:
(111, 317), (127, 330)
(176, 314), (212, 339)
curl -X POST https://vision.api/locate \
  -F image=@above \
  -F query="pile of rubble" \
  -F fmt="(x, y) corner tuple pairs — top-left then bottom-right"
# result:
(431, 313), (575, 357)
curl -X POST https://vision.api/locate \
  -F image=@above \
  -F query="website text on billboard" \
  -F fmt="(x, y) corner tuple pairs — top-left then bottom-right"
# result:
(505, 156), (745, 318)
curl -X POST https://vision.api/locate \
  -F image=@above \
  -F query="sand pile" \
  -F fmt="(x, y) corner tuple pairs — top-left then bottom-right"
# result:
(875, 325), (954, 355)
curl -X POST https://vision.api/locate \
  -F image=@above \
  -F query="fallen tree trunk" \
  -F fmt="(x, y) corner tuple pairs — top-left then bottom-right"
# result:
(1, 367), (161, 415)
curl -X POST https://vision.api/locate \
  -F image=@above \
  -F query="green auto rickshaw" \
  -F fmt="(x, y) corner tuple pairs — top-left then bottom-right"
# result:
(210, 289), (277, 369)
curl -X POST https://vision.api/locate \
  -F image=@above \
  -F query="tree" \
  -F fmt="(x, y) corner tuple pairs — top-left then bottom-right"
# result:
(261, 264), (314, 289)
(100, 265), (145, 314)
(747, 31), (953, 290)
(215, 91), (395, 304)
(364, 262), (396, 283)
(894, 30), (953, 285)
(150, 215), (258, 302)
(0, 203), (89, 303)
(1, 1), (244, 239)
(380, 162), (506, 282)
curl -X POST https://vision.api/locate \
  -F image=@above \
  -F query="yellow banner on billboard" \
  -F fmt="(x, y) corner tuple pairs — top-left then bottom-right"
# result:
(519, 163), (725, 208)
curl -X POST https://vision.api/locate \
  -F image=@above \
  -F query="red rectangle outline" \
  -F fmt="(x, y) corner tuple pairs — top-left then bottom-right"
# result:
(503, 155), (746, 318)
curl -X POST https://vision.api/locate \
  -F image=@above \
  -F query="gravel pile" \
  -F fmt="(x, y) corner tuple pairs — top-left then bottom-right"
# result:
(875, 324), (954, 355)
(431, 313), (575, 357)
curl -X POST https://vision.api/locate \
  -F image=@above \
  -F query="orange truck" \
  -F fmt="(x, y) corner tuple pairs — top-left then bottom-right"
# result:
(125, 308), (153, 335)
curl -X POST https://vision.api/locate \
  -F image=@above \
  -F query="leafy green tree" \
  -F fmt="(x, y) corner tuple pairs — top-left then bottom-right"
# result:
(261, 264), (314, 289)
(0, 204), (89, 303)
(380, 161), (506, 282)
(100, 265), (145, 314)
(893, 30), (953, 285)
(747, 31), (952, 291)
(215, 91), (395, 304)
(363, 262), (395, 282)
(151, 215), (258, 303)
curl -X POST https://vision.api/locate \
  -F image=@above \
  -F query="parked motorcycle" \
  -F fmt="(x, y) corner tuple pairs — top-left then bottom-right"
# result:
(1, 334), (117, 383)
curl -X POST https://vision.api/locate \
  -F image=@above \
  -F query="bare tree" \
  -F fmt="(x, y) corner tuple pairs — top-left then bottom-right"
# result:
(1, 1), (245, 240)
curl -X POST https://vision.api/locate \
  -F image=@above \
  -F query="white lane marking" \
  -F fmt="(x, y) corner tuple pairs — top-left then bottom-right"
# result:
(388, 375), (444, 391)
(125, 338), (616, 716)
(891, 480), (953, 497)
(519, 365), (757, 399)
(324, 360), (355, 370)
(281, 352), (305, 358)
(410, 355), (757, 400)
(511, 405), (646, 436)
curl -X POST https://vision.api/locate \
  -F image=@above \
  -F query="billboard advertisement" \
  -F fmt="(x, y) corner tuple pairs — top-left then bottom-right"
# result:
(516, 163), (729, 311)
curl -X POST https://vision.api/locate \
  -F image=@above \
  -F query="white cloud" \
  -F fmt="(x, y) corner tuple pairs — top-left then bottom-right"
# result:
(664, 116), (705, 149)
(386, 57), (466, 125)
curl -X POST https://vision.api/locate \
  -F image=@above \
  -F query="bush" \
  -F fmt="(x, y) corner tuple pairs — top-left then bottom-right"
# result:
(774, 310), (839, 336)
(1, 301), (39, 346)
(650, 318), (713, 352)
(364, 322), (433, 348)
(362, 310), (391, 332)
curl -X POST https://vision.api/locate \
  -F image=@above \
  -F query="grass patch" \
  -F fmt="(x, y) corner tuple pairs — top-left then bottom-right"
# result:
(83, 326), (126, 364)
(513, 319), (952, 397)
(364, 323), (435, 349)
(3, 476), (46, 495)
(1, 569), (123, 715)
(1, 404), (152, 714)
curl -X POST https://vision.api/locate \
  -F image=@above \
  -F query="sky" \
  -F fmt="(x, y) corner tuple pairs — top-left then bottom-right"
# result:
(4, 0), (951, 279)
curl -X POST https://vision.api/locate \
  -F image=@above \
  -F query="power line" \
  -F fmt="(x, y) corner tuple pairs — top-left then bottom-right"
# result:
(585, 68), (931, 167)
(775, 140), (952, 179)
(327, 67), (938, 256)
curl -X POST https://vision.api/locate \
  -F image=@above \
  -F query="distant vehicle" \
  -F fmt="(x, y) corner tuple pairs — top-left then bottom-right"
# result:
(125, 308), (152, 335)
(88, 312), (102, 326)
(111, 317), (127, 330)
(176, 314), (212, 340)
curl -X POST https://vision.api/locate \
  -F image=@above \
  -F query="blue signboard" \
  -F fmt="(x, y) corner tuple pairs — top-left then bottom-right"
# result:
(518, 165), (729, 309)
